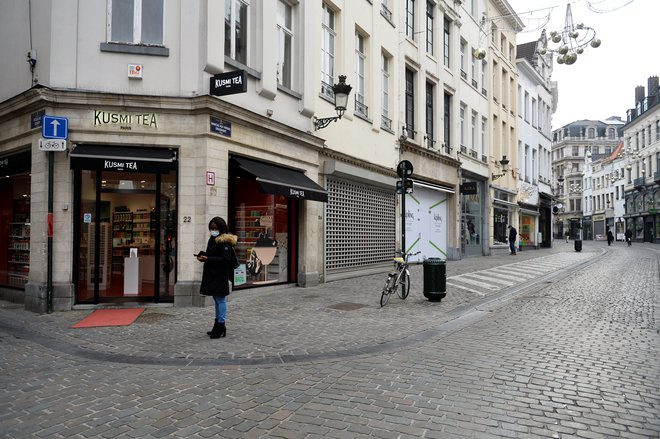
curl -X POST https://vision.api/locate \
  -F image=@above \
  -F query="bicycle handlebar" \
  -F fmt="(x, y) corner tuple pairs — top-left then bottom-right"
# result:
(396, 250), (421, 258)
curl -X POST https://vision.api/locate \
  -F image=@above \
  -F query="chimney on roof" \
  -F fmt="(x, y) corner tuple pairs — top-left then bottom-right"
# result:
(635, 85), (645, 105)
(648, 76), (659, 97)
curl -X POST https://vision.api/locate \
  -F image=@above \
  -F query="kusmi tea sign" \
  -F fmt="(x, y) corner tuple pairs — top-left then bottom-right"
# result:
(209, 70), (247, 96)
(94, 110), (158, 129)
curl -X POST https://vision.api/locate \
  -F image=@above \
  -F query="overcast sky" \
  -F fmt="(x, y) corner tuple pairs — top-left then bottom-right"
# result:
(506, 0), (657, 129)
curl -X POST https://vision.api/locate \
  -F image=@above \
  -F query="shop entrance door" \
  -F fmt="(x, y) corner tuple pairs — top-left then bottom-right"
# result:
(75, 170), (177, 303)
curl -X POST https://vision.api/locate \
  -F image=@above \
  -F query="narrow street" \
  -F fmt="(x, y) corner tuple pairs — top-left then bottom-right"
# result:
(1, 243), (658, 438)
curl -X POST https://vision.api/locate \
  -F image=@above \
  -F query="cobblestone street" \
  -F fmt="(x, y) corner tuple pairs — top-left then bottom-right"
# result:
(1, 241), (658, 438)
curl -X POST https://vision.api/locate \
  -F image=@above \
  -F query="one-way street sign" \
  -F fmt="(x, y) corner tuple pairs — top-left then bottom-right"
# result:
(42, 115), (68, 139)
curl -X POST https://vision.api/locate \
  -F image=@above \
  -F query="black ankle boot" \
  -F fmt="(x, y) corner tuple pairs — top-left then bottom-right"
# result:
(207, 321), (219, 336)
(210, 322), (226, 339)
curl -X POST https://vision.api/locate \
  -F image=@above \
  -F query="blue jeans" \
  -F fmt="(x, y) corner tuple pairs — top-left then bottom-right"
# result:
(509, 240), (516, 254)
(213, 296), (227, 323)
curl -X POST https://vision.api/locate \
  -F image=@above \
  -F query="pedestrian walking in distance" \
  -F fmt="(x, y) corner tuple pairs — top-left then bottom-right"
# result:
(606, 227), (614, 246)
(197, 217), (238, 339)
(625, 228), (633, 246)
(507, 225), (517, 255)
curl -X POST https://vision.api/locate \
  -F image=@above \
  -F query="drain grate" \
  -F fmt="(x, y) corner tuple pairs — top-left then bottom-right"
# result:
(327, 302), (368, 311)
(134, 313), (173, 324)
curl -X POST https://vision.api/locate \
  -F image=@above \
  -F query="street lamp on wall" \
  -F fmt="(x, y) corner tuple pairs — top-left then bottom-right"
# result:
(313, 75), (352, 130)
(492, 156), (510, 180)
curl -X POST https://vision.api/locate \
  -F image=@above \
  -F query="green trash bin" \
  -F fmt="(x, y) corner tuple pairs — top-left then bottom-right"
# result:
(423, 258), (446, 302)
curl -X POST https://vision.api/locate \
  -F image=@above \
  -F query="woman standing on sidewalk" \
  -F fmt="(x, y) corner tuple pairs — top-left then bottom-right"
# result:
(197, 217), (238, 339)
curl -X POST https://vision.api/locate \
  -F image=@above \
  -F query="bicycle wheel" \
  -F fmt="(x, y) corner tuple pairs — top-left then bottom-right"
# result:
(396, 270), (411, 299)
(380, 275), (394, 307)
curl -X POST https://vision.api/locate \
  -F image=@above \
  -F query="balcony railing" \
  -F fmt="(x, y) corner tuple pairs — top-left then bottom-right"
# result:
(355, 98), (369, 118)
(634, 177), (645, 189)
(320, 80), (334, 100)
(380, 2), (393, 21)
(654, 171), (660, 184)
(469, 149), (478, 159)
(381, 114), (392, 131)
(460, 145), (467, 154)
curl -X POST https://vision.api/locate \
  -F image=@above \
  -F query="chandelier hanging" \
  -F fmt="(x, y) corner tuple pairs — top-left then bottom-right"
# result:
(539, 3), (601, 65)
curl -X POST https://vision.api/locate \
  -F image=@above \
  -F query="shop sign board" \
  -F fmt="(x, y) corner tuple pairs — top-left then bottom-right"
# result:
(210, 116), (232, 137)
(460, 182), (478, 194)
(42, 115), (68, 139)
(209, 70), (247, 96)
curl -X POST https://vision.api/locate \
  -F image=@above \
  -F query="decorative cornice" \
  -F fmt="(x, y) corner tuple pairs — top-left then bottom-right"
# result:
(319, 148), (397, 178)
(401, 142), (462, 168)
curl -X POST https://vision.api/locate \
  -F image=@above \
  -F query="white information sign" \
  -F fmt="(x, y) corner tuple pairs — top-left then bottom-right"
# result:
(38, 138), (67, 151)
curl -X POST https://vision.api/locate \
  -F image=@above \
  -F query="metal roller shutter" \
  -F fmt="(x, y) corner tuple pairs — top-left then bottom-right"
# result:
(325, 177), (396, 271)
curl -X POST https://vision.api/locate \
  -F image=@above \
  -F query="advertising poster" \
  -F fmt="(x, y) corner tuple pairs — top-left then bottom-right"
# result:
(405, 183), (448, 262)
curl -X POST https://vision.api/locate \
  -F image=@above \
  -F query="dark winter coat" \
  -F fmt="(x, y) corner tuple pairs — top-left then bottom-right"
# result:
(200, 233), (238, 297)
(508, 227), (517, 243)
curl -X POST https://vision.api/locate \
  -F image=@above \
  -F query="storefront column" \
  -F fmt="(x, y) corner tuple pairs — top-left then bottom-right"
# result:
(298, 201), (324, 287)
(25, 146), (75, 312)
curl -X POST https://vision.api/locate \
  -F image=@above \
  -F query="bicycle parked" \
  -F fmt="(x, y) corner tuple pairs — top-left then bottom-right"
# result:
(380, 250), (421, 307)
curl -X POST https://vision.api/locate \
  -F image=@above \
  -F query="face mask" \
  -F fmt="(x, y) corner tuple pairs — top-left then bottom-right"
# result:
(210, 230), (220, 237)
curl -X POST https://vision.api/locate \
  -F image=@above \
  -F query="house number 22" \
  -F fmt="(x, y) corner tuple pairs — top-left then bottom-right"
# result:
(183, 216), (191, 223)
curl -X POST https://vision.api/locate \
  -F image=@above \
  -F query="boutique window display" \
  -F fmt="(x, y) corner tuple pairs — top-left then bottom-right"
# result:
(0, 174), (31, 289)
(231, 178), (293, 288)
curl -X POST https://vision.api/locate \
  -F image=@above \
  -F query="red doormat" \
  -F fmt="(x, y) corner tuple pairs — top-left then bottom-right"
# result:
(71, 308), (145, 328)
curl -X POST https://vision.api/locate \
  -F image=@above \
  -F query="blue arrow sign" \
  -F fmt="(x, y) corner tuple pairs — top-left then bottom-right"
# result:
(42, 115), (68, 139)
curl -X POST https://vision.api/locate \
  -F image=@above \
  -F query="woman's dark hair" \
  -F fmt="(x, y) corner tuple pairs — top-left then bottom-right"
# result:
(208, 217), (228, 234)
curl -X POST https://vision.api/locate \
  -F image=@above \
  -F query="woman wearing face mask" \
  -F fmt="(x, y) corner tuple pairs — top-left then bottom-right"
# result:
(197, 217), (238, 338)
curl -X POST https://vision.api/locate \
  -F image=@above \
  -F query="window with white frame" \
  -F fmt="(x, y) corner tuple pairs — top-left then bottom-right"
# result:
(460, 39), (466, 77)
(524, 91), (529, 122)
(481, 60), (487, 93)
(109, 0), (164, 45)
(426, 81), (434, 145)
(381, 53), (391, 129)
(524, 144), (530, 181)
(444, 92), (452, 149)
(426, 1), (434, 55)
(532, 97), (537, 127)
(471, 47), (477, 84)
(321, 3), (336, 98)
(470, 0), (477, 16)
(471, 111), (477, 151)
(225, 0), (249, 65)
(355, 32), (368, 117)
(481, 117), (487, 156)
(277, 1), (293, 89)
(460, 105), (466, 147)
(406, 0), (415, 39)
(532, 149), (537, 182)
(405, 68), (416, 138)
(443, 18), (450, 67)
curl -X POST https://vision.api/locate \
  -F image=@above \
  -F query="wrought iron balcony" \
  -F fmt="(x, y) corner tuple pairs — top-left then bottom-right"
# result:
(634, 177), (645, 190)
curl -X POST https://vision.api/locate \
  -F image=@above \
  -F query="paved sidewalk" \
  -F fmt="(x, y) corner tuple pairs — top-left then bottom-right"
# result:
(1, 240), (602, 368)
